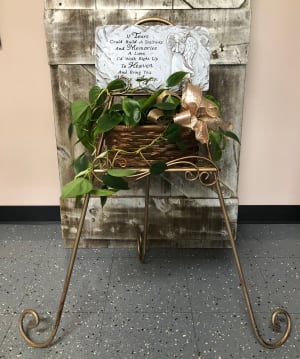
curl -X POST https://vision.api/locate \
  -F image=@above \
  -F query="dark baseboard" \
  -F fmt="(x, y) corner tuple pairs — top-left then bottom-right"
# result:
(0, 205), (299, 223)
(237, 205), (300, 224)
(0, 206), (61, 222)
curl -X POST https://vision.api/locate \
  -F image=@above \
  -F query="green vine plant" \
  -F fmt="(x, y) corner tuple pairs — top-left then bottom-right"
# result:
(62, 71), (240, 205)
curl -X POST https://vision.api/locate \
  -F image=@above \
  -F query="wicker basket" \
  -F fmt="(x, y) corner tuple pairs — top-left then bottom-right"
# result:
(104, 125), (199, 167)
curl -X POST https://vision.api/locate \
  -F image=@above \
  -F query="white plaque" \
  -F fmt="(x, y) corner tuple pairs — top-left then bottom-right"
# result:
(95, 24), (210, 90)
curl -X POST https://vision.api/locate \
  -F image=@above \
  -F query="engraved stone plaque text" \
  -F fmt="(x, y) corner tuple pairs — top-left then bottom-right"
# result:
(95, 24), (210, 90)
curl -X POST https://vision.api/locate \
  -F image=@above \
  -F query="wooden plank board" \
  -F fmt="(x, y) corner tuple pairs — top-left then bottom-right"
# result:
(46, 0), (247, 10)
(61, 197), (238, 248)
(45, 0), (96, 9)
(45, 2), (250, 247)
(44, 6), (250, 64)
(96, 0), (173, 9)
(95, 0), (247, 10)
(173, 0), (246, 9)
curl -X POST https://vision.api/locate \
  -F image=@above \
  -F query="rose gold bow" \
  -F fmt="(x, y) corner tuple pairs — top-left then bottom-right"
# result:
(173, 82), (232, 144)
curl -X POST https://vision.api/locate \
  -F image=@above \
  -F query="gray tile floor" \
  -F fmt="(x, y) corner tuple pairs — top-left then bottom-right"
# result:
(0, 223), (299, 358)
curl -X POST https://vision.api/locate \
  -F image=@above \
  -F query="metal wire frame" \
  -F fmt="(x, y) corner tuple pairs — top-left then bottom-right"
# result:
(18, 150), (292, 348)
(18, 97), (291, 349)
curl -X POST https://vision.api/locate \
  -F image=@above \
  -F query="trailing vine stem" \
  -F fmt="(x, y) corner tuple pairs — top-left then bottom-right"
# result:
(105, 131), (166, 168)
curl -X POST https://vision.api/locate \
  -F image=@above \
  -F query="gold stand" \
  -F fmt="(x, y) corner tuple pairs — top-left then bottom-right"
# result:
(19, 151), (291, 349)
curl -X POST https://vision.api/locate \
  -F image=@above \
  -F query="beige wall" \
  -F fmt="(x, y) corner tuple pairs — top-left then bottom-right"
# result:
(0, 0), (299, 206)
(0, 0), (59, 205)
(239, 0), (300, 205)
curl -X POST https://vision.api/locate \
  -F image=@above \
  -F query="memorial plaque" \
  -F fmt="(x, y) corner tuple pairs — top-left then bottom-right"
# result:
(95, 24), (210, 90)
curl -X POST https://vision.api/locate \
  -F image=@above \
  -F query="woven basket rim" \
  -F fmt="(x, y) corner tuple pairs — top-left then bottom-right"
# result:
(104, 124), (198, 167)
(108, 124), (168, 131)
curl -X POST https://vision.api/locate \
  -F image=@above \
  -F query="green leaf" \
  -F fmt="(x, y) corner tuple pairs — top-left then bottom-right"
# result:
(210, 130), (223, 146)
(150, 161), (167, 175)
(71, 100), (93, 150)
(91, 106), (104, 120)
(123, 116), (136, 126)
(164, 123), (180, 137)
(61, 177), (93, 199)
(165, 94), (180, 107)
(74, 169), (90, 179)
(89, 87), (107, 115)
(107, 79), (127, 92)
(91, 188), (118, 196)
(223, 130), (241, 144)
(164, 124), (185, 150)
(166, 71), (188, 87)
(89, 86), (101, 104)
(211, 148), (222, 162)
(204, 94), (221, 113)
(122, 98), (141, 125)
(164, 123), (183, 146)
(107, 169), (137, 177)
(102, 174), (129, 190)
(71, 100), (90, 124)
(209, 133), (223, 161)
(99, 185), (110, 207)
(73, 154), (90, 175)
(68, 123), (73, 140)
(154, 102), (177, 111)
(109, 103), (123, 112)
(95, 151), (108, 160)
(95, 112), (123, 134)
(101, 196), (107, 207)
(139, 89), (164, 112)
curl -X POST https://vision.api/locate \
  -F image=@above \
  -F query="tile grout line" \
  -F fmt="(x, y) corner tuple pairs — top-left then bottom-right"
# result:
(182, 256), (203, 358)
(0, 314), (14, 351)
(96, 253), (115, 338)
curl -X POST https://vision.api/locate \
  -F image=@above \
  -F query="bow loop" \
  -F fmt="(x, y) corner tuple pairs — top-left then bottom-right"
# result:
(147, 79), (232, 145)
(173, 81), (232, 144)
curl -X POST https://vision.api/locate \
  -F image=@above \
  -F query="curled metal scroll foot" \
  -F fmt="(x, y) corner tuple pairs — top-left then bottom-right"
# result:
(214, 178), (292, 349)
(253, 308), (291, 349)
(18, 309), (58, 348)
(19, 194), (91, 348)
(271, 308), (291, 333)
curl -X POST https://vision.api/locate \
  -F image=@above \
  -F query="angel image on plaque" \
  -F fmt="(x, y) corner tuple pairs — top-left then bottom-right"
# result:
(167, 30), (210, 90)
(167, 32), (197, 74)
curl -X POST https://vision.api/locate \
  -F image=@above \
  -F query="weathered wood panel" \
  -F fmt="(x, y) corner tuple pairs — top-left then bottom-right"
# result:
(62, 197), (238, 248)
(44, 4), (250, 64)
(95, 0), (246, 9)
(45, 1), (251, 247)
(45, 0), (246, 10)
(96, 0), (173, 10)
(172, 0), (246, 8)
(45, 0), (96, 9)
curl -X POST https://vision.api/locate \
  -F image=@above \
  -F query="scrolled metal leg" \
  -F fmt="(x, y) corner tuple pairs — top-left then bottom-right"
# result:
(215, 181), (291, 348)
(19, 194), (91, 348)
(137, 176), (150, 263)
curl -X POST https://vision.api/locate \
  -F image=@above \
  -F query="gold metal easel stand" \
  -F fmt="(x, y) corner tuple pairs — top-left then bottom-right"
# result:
(19, 149), (291, 349)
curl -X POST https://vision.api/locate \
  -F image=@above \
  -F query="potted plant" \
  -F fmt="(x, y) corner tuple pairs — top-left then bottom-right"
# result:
(62, 71), (239, 204)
